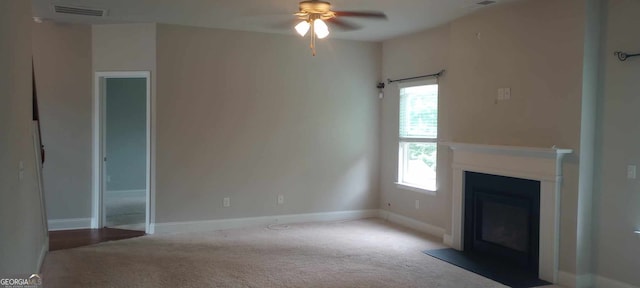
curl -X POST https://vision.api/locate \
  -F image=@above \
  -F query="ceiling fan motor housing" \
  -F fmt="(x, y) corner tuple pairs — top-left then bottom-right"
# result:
(297, 1), (336, 20)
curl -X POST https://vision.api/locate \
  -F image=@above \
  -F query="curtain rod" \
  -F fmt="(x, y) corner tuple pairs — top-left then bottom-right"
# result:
(387, 69), (445, 84)
(614, 51), (640, 62)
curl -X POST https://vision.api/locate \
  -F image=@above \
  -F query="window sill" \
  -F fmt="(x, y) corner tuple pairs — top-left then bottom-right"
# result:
(395, 182), (437, 196)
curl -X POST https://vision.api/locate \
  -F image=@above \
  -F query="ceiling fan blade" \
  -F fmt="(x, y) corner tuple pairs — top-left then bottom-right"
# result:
(333, 11), (387, 19)
(327, 18), (362, 31)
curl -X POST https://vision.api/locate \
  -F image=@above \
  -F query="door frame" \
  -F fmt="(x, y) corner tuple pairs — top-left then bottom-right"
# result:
(92, 71), (152, 233)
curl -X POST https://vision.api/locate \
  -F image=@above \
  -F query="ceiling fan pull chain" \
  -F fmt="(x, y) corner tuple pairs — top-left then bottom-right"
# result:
(311, 20), (316, 56)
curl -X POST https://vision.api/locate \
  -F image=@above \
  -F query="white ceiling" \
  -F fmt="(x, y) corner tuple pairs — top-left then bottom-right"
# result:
(31, 0), (520, 41)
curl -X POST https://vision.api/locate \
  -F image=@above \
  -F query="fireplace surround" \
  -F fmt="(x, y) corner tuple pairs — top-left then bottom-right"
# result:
(443, 142), (572, 283)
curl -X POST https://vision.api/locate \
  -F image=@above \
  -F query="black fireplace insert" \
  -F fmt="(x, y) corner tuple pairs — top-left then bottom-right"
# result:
(464, 171), (541, 273)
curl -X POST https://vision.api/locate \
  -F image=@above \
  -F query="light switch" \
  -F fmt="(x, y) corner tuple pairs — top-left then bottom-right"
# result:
(497, 88), (505, 100)
(504, 88), (511, 100)
(627, 165), (637, 179)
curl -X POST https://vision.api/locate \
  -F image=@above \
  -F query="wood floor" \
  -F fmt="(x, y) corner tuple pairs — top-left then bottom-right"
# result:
(49, 228), (145, 251)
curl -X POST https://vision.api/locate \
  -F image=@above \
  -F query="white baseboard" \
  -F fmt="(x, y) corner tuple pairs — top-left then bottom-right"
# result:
(443, 234), (453, 246)
(37, 238), (48, 272)
(558, 271), (638, 288)
(105, 189), (146, 198)
(578, 274), (595, 288)
(595, 275), (639, 288)
(153, 209), (380, 234)
(48, 218), (92, 231)
(378, 210), (445, 240)
(558, 271), (594, 288)
(558, 270), (578, 287)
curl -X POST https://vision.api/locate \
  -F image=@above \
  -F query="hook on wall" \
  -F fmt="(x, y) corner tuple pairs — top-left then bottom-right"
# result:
(614, 51), (640, 62)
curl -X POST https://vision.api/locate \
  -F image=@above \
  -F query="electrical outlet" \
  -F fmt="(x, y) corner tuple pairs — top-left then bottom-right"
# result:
(628, 165), (637, 179)
(277, 195), (284, 205)
(415, 200), (420, 210)
(497, 88), (505, 101)
(223, 197), (230, 207)
(18, 161), (24, 181)
(107, 175), (112, 182)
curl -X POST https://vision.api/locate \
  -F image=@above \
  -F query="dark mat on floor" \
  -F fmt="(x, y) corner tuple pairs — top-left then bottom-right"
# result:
(423, 248), (551, 288)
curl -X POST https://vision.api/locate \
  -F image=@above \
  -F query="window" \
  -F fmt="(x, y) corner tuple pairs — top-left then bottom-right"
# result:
(397, 80), (438, 192)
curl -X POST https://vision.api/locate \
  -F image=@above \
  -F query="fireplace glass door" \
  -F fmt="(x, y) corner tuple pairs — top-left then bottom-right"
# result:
(464, 172), (541, 272)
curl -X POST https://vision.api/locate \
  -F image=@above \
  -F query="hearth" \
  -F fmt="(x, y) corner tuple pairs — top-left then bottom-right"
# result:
(464, 172), (540, 273)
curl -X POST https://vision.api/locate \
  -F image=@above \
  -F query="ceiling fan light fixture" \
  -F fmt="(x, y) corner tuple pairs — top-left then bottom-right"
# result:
(314, 19), (329, 39)
(295, 20), (310, 36)
(291, 0), (386, 55)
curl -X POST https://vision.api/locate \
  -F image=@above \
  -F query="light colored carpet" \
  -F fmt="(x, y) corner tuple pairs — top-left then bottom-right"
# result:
(41, 218), (562, 288)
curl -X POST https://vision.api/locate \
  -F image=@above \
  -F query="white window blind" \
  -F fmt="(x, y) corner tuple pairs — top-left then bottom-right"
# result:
(399, 81), (438, 139)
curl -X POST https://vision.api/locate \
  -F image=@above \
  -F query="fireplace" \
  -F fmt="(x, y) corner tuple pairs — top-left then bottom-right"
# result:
(464, 172), (540, 273)
(444, 142), (572, 283)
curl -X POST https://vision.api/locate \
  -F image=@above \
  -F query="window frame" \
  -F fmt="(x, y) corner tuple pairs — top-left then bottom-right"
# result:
(395, 79), (439, 195)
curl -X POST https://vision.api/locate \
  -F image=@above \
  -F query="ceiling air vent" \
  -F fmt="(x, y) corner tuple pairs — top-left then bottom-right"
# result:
(476, 0), (496, 5)
(53, 5), (107, 17)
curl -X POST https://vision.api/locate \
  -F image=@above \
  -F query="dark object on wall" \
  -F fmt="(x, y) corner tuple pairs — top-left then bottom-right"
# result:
(614, 51), (640, 61)
(32, 60), (45, 164)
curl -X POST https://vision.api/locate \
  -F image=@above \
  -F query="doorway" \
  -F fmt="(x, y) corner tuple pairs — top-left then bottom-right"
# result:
(92, 71), (151, 233)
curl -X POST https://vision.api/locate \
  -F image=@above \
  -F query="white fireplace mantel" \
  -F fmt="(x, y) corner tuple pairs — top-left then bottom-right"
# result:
(443, 142), (572, 283)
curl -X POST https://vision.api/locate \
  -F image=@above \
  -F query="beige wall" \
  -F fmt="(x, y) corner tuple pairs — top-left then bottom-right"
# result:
(92, 24), (157, 72)
(33, 22), (93, 220)
(0, 0), (48, 274)
(42, 21), (379, 226)
(155, 24), (381, 222)
(381, 0), (585, 274)
(595, 0), (640, 285)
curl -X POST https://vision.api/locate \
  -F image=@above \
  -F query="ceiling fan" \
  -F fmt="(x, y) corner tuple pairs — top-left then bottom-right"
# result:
(291, 0), (387, 56)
